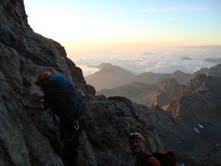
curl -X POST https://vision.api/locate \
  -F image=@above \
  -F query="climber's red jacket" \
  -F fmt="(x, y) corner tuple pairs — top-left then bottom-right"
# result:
(135, 151), (161, 166)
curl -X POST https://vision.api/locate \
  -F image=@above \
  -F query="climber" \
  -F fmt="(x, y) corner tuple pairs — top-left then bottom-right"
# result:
(24, 71), (86, 165)
(129, 132), (161, 166)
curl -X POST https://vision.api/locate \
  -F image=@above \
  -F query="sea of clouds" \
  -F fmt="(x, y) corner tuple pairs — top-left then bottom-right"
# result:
(71, 46), (221, 77)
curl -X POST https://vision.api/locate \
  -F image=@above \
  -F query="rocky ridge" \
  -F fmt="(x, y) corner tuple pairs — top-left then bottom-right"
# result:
(154, 78), (184, 108)
(165, 74), (221, 163)
(86, 63), (192, 92)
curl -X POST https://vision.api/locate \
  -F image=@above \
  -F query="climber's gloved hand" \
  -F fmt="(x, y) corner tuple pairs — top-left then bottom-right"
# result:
(31, 93), (43, 101)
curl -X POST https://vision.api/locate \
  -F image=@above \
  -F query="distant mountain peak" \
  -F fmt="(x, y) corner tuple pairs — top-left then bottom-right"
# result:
(97, 63), (113, 69)
(85, 63), (135, 91)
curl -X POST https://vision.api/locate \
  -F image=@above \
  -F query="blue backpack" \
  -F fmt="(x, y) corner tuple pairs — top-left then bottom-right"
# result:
(45, 73), (85, 123)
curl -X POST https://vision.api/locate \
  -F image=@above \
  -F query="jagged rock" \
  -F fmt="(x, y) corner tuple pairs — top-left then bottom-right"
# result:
(193, 64), (221, 78)
(0, 72), (63, 166)
(81, 96), (164, 166)
(97, 69), (191, 107)
(165, 75), (221, 165)
(154, 78), (184, 107)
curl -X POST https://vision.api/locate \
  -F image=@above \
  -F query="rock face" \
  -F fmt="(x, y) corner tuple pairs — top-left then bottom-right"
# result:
(1, 1), (221, 166)
(0, 0), (94, 165)
(154, 78), (184, 107)
(82, 96), (165, 166)
(165, 74), (221, 164)
(0, 0), (94, 96)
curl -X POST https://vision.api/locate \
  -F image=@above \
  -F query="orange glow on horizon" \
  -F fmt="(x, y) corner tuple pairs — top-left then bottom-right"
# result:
(61, 39), (221, 57)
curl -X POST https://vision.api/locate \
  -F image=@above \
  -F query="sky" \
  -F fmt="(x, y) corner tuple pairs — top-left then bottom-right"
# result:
(24, 0), (221, 57)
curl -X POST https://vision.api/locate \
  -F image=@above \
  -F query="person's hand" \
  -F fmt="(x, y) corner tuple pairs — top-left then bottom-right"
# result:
(31, 93), (43, 101)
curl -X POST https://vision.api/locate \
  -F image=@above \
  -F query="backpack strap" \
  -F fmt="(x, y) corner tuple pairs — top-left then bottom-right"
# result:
(63, 102), (87, 144)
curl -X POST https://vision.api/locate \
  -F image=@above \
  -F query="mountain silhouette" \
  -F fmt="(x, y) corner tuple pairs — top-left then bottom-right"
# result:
(85, 63), (135, 91)
(86, 63), (192, 92)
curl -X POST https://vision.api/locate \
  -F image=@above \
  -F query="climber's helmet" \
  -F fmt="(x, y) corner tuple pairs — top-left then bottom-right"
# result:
(129, 133), (146, 154)
(129, 132), (145, 142)
(36, 71), (52, 87)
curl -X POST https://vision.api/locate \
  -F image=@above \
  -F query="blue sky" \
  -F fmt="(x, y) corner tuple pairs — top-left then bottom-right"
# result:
(24, 0), (221, 55)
